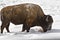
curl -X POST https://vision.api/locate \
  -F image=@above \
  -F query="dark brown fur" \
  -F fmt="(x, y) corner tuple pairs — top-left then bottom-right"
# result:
(1, 3), (53, 33)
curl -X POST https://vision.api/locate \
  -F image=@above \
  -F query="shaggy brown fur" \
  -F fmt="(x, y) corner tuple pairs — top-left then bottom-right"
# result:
(1, 3), (53, 33)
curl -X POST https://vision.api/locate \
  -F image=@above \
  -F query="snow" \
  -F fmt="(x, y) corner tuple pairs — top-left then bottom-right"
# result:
(0, 0), (60, 40)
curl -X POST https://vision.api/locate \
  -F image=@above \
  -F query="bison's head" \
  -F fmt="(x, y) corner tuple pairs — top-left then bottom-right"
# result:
(41, 15), (53, 32)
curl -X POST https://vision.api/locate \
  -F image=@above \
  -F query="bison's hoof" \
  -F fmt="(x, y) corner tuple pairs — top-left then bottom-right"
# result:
(7, 31), (10, 33)
(7, 30), (10, 32)
(27, 30), (29, 32)
(1, 32), (3, 34)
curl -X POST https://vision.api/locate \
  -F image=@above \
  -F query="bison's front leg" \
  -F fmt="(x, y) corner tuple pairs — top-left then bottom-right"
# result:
(22, 24), (27, 32)
(26, 26), (30, 32)
(1, 20), (10, 33)
(22, 24), (30, 32)
(25, 20), (33, 32)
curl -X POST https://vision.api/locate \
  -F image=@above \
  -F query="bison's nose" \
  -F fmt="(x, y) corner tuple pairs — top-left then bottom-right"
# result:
(42, 28), (48, 32)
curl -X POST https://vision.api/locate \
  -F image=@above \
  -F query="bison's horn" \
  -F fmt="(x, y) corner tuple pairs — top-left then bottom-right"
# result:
(46, 16), (49, 22)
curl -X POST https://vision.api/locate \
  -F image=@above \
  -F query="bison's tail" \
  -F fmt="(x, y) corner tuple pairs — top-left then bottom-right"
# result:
(1, 13), (2, 22)
(0, 9), (4, 22)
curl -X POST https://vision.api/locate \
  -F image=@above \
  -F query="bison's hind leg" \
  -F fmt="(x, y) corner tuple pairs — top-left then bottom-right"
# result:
(5, 22), (10, 32)
(1, 23), (5, 33)
(1, 20), (10, 33)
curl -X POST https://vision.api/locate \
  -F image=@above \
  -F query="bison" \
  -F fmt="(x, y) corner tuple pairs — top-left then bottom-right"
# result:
(0, 3), (53, 33)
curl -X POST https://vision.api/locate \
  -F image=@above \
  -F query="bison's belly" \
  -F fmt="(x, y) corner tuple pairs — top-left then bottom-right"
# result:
(11, 20), (23, 25)
(11, 16), (25, 25)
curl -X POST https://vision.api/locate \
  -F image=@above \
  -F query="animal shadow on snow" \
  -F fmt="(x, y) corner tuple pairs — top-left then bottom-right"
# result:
(15, 29), (60, 34)
(47, 29), (60, 33)
(28, 29), (60, 34)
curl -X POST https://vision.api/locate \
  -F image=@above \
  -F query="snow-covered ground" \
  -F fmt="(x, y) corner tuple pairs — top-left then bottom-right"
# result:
(0, 0), (60, 40)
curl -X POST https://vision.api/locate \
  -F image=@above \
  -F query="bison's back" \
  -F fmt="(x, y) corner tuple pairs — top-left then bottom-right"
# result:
(11, 3), (39, 25)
